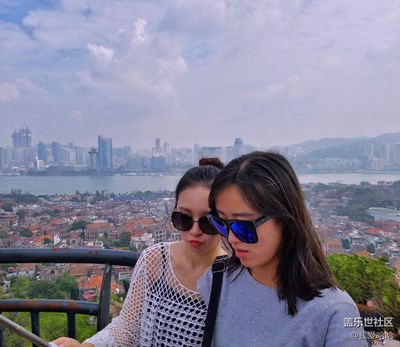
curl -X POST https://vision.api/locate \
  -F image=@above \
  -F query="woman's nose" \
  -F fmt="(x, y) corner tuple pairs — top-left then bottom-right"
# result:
(228, 229), (240, 244)
(189, 221), (203, 236)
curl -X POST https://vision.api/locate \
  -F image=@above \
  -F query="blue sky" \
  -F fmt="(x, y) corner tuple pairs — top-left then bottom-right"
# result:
(0, 0), (399, 149)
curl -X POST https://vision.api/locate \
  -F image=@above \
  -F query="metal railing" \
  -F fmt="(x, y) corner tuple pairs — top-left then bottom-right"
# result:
(0, 248), (139, 346)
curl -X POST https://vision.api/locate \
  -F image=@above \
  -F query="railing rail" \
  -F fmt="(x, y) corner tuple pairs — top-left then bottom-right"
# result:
(0, 248), (139, 346)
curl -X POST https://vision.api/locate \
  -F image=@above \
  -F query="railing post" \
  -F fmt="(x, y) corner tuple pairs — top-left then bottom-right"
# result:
(0, 311), (4, 347)
(67, 312), (76, 339)
(97, 264), (112, 331)
(31, 311), (40, 347)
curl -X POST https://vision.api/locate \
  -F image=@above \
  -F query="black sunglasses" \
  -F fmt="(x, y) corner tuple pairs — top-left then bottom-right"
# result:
(171, 211), (217, 235)
(207, 214), (272, 243)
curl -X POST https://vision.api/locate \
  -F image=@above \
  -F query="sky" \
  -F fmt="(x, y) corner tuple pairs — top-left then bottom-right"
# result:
(0, 0), (399, 150)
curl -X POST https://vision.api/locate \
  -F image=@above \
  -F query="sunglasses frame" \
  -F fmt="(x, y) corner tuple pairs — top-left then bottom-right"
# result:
(171, 211), (217, 235)
(207, 214), (272, 243)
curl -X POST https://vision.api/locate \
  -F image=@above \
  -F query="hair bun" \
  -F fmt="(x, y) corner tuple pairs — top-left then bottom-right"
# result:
(199, 157), (224, 169)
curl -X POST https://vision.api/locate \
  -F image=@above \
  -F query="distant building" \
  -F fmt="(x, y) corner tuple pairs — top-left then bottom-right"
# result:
(193, 144), (200, 164)
(74, 146), (88, 165)
(51, 142), (63, 163)
(155, 138), (161, 154)
(97, 135), (113, 171)
(380, 143), (390, 165)
(367, 207), (400, 222)
(233, 138), (245, 158)
(197, 146), (223, 161)
(363, 143), (374, 159)
(163, 142), (169, 156)
(37, 141), (47, 163)
(394, 143), (400, 165)
(33, 155), (44, 171)
(12, 126), (32, 148)
(88, 148), (98, 170)
(151, 155), (166, 172)
(0, 148), (10, 170)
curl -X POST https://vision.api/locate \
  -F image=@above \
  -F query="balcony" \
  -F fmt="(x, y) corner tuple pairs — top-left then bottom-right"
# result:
(0, 248), (139, 346)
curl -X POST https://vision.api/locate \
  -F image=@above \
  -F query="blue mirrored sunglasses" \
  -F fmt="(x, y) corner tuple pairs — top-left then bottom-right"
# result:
(207, 214), (271, 244)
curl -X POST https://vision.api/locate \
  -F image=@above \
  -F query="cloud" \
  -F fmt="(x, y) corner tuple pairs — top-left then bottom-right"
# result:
(0, 0), (399, 149)
(133, 18), (147, 44)
(0, 82), (19, 102)
(87, 43), (114, 63)
(69, 110), (83, 125)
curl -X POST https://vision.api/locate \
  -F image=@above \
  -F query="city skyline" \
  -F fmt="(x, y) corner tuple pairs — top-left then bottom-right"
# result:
(1, 1), (400, 149)
(2, 126), (400, 174)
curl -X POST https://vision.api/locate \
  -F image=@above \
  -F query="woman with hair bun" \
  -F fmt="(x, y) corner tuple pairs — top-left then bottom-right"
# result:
(53, 158), (225, 347)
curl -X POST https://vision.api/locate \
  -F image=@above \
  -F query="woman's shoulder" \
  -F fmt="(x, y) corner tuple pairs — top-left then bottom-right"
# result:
(136, 242), (174, 266)
(142, 241), (172, 254)
(300, 287), (359, 317)
(197, 262), (246, 301)
(318, 287), (356, 305)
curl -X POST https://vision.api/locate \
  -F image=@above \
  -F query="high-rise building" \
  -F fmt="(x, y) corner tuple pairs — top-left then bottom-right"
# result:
(33, 155), (44, 171)
(51, 142), (63, 163)
(97, 135), (113, 171)
(151, 155), (166, 172)
(38, 141), (47, 163)
(123, 146), (133, 159)
(163, 142), (170, 156)
(233, 138), (245, 158)
(363, 143), (374, 159)
(394, 143), (400, 165)
(12, 126), (32, 148)
(380, 143), (390, 164)
(155, 138), (161, 153)
(193, 144), (200, 164)
(75, 146), (88, 165)
(88, 148), (98, 170)
(0, 148), (7, 171)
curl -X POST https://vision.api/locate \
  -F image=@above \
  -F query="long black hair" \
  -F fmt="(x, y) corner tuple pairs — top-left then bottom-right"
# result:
(209, 151), (336, 315)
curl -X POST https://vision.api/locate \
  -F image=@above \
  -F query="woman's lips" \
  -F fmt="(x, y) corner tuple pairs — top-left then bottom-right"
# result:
(234, 248), (249, 258)
(189, 240), (203, 248)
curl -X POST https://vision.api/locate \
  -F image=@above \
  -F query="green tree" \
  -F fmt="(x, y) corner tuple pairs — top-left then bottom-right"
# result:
(336, 204), (374, 224)
(1, 202), (13, 212)
(366, 243), (376, 254)
(19, 228), (33, 237)
(119, 232), (132, 247)
(56, 273), (78, 296)
(29, 280), (63, 299)
(121, 279), (130, 294)
(328, 253), (400, 328)
(341, 238), (351, 250)
(9, 277), (31, 298)
(0, 230), (9, 239)
(70, 220), (88, 231)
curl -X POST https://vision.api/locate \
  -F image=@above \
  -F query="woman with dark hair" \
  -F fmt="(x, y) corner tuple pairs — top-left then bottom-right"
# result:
(198, 151), (367, 346)
(53, 158), (226, 347)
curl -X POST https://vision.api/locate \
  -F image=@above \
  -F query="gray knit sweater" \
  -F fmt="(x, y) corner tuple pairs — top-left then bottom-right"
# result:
(198, 265), (368, 347)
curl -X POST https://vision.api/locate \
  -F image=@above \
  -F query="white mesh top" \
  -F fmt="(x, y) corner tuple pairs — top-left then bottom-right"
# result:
(84, 242), (208, 347)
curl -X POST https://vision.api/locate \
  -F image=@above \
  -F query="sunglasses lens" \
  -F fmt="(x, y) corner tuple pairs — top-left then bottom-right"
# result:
(230, 222), (258, 243)
(208, 216), (229, 237)
(198, 217), (217, 235)
(171, 212), (193, 231)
